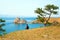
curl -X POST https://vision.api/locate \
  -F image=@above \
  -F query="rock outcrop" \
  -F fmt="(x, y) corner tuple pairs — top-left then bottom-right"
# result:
(14, 17), (27, 24)
(14, 17), (20, 24)
(19, 19), (27, 24)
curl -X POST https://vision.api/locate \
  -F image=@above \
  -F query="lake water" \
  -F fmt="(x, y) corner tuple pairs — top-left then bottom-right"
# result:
(1, 17), (44, 33)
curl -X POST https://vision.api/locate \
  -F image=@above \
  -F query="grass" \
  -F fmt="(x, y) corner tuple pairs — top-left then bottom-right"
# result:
(0, 26), (60, 40)
(48, 18), (60, 23)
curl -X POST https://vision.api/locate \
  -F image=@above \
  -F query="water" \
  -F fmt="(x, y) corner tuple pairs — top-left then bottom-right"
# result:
(1, 17), (44, 33)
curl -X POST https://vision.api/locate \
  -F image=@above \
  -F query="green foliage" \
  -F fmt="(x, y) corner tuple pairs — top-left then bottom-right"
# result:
(35, 4), (59, 26)
(0, 34), (2, 36)
(45, 4), (59, 15)
(35, 8), (45, 16)
(0, 19), (5, 22)
(36, 15), (45, 23)
(0, 19), (6, 36)
(45, 4), (59, 11)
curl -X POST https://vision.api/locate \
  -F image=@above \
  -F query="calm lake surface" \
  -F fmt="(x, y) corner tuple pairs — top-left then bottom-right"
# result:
(1, 17), (44, 33)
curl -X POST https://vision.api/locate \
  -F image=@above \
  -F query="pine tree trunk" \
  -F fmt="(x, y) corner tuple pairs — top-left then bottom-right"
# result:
(44, 13), (51, 26)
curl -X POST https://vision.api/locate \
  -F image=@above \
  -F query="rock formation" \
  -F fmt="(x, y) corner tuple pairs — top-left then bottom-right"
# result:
(19, 19), (27, 24)
(14, 17), (20, 24)
(14, 17), (27, 24)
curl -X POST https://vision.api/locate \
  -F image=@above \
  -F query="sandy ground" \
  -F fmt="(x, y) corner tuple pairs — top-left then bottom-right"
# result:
(0, 26), (60, 40)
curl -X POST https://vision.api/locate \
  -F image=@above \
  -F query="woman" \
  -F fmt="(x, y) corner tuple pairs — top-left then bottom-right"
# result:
(26, 24), (29, 29)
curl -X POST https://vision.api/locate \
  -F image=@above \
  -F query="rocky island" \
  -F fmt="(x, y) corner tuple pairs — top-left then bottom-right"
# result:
(14, 17), (27, 24)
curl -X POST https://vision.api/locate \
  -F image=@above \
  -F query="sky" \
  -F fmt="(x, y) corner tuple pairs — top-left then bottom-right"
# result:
(0, 0), (60, 17)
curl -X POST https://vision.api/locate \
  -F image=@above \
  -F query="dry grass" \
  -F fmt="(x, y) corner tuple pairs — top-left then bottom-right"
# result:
(48, 18), (60, 23)
(0, 26), (60, 40)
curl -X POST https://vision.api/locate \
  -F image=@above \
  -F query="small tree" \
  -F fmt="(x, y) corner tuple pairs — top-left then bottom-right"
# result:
(0, 19), (6, 36)
(35, 4), (59, 26)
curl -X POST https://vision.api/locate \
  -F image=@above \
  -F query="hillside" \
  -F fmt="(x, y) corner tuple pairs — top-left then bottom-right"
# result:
(48, 18), (60, 23)
(31, 18), (60, 23)
(0, 26), (60, 40)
